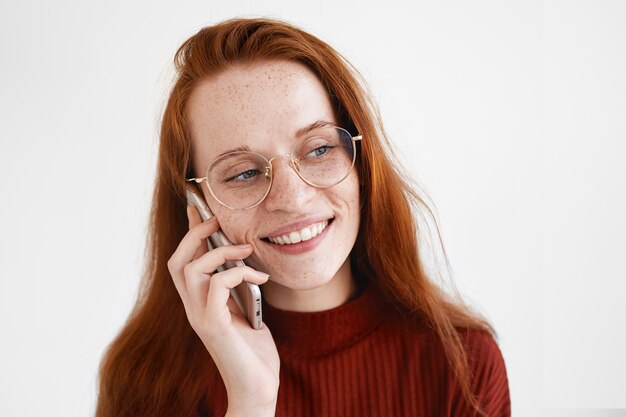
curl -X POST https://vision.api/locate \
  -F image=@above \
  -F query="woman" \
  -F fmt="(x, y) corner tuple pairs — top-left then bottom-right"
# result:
(96, 18), (510, 417)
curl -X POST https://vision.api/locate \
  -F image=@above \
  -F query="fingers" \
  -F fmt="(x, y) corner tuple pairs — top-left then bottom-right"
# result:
(205, 266), (269, 327)
(187, 205), (209, 259)
(176, 243), (253, 305)
(185, 263), (267, 312)
(167, 208), (218, 280)
(167, 204), (269, 334)
(182, 263), (268, 333)
(168, 206), (219, 306)
(181, 244), (253, 288)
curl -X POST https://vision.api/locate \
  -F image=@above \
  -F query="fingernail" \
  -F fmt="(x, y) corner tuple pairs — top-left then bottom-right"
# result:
(254, 270), (270, 279)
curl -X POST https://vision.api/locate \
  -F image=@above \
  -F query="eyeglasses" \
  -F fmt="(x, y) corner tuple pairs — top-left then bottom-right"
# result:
(187, 126), (362, 210)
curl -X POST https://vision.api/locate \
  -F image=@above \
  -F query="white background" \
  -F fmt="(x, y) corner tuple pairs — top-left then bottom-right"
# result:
(1, 1), (624, 416)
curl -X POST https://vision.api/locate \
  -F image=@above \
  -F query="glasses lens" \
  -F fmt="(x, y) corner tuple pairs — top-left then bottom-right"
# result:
(294, 126), (356, 187)
(207, 152), (271, 209)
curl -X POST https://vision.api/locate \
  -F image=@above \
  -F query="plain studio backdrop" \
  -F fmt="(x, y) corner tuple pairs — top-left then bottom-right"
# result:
(1, 1), (624, 416)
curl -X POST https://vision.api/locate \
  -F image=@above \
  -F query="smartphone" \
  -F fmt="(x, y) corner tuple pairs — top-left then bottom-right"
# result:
(185, 183), (263, 330)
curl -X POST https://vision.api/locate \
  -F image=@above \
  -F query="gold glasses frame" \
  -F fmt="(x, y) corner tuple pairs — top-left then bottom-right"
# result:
(186, 126), (363, 210)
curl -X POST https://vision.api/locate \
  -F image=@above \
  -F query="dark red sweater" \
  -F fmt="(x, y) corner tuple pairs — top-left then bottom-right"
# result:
(204, 285), (511, 416)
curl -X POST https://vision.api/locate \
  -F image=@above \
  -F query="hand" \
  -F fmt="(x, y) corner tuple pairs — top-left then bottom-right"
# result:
(167, 205), (280, 414)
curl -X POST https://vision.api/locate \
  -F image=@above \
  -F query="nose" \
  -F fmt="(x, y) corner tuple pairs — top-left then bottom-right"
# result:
(262, 156), (317, 212)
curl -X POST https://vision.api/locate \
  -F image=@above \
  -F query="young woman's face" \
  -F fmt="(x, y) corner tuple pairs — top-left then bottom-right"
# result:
(186, 60), (360, 293)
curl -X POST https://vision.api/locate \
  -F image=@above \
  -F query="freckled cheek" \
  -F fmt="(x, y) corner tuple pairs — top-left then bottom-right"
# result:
(212, 211), (252, 245)
(335, 174), (361, 209)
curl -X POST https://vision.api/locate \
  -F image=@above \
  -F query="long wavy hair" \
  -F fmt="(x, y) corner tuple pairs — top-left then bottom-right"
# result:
(96, 17), (497, 417)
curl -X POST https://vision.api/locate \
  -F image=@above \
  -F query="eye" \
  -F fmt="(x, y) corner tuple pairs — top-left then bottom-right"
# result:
(225, 169), (259, 183)
(305, 145), (335, 158)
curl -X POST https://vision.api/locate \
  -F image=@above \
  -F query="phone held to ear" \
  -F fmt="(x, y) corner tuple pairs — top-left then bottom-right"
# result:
(185, 184), (263, 330)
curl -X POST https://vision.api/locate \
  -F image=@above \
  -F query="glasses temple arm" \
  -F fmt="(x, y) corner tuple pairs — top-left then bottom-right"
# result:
(186, 177), (206, 183)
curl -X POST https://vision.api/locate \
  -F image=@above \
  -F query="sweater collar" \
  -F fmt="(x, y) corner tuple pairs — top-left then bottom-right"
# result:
(261, 283), (391, 357)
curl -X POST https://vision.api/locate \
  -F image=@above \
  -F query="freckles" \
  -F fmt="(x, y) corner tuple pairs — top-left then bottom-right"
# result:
(334, 175), (360, 207)
(212, 210), (243, 244)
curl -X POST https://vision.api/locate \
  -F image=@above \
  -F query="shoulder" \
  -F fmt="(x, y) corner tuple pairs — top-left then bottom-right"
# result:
(374, 308), (511, 415)
(383, 301), (507, 376)
(458, 328), (507, 374)
(453, 328), (511, 416)
(380, 303), (511, 415)
(371, 290), (509, 384)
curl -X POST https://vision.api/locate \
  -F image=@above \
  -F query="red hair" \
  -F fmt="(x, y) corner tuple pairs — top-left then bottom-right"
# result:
(96, 17), (497, 416)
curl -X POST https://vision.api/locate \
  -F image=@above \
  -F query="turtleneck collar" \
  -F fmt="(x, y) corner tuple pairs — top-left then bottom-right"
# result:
(261, 283), (392, 357)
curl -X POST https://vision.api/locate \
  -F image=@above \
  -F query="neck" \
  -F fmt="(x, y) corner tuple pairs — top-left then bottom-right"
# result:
(261, 260), (357, 312)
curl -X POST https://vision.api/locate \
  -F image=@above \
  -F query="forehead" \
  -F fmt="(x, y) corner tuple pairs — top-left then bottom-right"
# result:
(186, 60), (336, 165)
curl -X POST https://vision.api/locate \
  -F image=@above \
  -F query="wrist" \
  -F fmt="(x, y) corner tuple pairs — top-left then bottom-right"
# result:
(225, 404), (276, 417)
(224, 381), (278, 416)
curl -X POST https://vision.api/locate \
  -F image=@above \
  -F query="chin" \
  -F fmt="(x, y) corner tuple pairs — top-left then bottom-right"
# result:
(264, 269), (336, 291)
(278, 279), (333, 292)
(261, 253), (353, 294)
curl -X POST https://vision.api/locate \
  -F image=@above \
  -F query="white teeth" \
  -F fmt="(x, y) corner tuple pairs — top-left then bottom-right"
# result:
(267, 220), (329, 245)
(289, 231), (301, 244)
(301, 227), (312, 241)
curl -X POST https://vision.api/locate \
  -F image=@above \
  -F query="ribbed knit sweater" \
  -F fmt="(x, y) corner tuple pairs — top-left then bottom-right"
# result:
(203, 285), (511, 416)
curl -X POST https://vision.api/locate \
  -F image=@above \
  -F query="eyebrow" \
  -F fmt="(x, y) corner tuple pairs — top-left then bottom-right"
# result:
(215, 145), (251, 158)
(295, 119), (335, 136)
(213, 119), (336, 159)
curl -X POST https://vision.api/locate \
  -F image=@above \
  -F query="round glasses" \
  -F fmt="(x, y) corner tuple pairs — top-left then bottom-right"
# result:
(187, 126), (362, 210)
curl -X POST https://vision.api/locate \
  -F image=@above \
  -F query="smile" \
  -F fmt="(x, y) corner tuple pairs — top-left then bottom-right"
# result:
(267, 219), (330, 245)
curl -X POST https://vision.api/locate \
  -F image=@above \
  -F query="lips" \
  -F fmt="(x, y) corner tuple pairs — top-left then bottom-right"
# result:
(266, 219), (329, 245)
(261, 217), (334, 255)
(261, 217), (334, 246)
